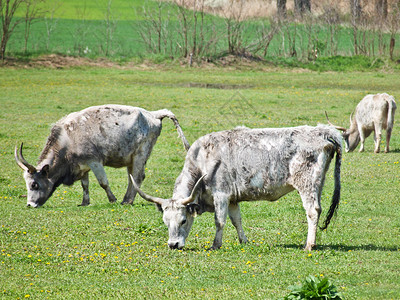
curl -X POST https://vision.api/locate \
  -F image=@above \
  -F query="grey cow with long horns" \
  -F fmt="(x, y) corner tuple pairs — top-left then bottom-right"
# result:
(131, 124), (342, 251)
(15, 105), (190, 208)
(326, 93), (396, 153)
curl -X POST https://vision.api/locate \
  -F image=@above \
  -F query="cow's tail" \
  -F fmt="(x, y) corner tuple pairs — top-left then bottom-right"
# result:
(320, 137), (342, 231)
(152, 109), (190, 151)
(387, 95), (397, 133)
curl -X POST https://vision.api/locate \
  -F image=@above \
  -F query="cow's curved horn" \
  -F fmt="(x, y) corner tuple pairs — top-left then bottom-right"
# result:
(15, 143), (36, 174)
(180, 174), (206, 206)
(349, 111), (354, 124)
(324, 111), (347, 132)
(129, 174), (165, 205)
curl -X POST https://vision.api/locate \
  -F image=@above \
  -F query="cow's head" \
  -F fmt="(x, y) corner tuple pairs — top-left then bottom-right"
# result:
(325, 111), (360, 152)
(130, 174), (205, 249)
(15, 143), (54, 207)
(342, 129), (360, 152)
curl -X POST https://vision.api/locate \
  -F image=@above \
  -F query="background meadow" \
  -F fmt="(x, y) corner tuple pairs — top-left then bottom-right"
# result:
(1, 66), (399, 299)
(5, 0), (400, 65)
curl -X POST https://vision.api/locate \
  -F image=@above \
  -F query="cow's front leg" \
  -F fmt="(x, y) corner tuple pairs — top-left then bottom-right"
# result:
(79, 172), (90, 206)
(228, 203), (248, 244)
(122, 153), (147, 205)
(301, 192), (321, 251)
(359, 132), (366, 152)
(211, 195), (229, 250)
(88, 161), (117, 203)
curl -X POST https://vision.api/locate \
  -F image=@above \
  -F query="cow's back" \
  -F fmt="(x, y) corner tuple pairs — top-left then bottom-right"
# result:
(356, 94), (393, 129)
(59, 105), (162, 166)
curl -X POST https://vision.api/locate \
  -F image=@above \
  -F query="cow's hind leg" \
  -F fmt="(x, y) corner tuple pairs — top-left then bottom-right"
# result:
(228, 203), (248, 244)
(211, 194), (229, 250)
(300, 191), (321, 251)
(385, 127), (393, 153)
(79, 172), (90, 206)
(88, 161), (117, 203)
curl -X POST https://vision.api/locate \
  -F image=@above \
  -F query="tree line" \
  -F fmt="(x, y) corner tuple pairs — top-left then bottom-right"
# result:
(138, 0), (400, 62)
(1, 0), (400, 62)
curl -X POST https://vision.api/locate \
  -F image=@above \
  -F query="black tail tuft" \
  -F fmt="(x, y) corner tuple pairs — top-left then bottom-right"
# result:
(320, 139), (341, 231)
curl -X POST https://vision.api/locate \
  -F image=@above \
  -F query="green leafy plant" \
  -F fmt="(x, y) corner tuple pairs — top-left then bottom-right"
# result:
(284, 276), (343, 300)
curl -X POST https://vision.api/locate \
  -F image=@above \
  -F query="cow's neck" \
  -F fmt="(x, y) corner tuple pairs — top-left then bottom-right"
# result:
(348, 120), (358, 135)
(38, 148), (73, 186)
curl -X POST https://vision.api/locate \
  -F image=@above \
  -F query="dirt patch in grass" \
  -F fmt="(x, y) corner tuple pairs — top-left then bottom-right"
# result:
(1, 53), (289, 71)
(2, 54), (121, 69)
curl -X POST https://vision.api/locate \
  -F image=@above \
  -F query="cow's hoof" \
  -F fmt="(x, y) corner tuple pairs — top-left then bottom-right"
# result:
(208, 245), (221, 251)
(78, 202), (90, 207)
(121, 199), (134, 205)
(304, 244), (316, 251)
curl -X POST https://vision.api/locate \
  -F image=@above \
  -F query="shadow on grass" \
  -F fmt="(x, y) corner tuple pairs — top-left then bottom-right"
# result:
(281, 243), (400, 252)
(389, 148), (400, 153)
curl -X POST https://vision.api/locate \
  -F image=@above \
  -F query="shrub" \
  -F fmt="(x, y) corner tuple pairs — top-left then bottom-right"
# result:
(283, 275), (344, 300)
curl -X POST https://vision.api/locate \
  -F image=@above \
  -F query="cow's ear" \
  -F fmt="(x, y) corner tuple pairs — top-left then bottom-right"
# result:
(41, 165), (50, 177)
(155, 203), (163, 212)
(186, 203), (201, 217)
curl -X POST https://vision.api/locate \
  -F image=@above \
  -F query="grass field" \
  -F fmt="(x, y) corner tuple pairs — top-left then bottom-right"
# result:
(1, 66), (400, 299)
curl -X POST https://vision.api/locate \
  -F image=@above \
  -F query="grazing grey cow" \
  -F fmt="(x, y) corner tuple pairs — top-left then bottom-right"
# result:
(326, 93), (396, 153)
(131, 125), (342, 251)
(15, 105), (190, 208)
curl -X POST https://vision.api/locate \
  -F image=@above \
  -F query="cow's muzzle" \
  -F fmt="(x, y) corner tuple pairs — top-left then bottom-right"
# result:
(168, 242), (183, 250)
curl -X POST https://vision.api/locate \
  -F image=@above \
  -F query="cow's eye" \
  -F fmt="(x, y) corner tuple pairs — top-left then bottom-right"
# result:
(31, 182), (39, 190)
(181, 219), (187, 225)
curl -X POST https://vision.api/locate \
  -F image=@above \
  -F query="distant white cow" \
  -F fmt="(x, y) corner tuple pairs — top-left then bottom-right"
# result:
(326, 93), (396, 153)
(15, 105), (190, 207)
(131, 125), (342, 251)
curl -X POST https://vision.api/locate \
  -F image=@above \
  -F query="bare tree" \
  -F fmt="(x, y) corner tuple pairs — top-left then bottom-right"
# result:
(177, 0), (189, 57)
(137, 1), (170, 54)
(321, 2), (341, 56)
(99, 0), (118, 56)
(22, 0), (46, 53)
(224, 0), (245, 55)
(350, 0), (362, 55)
(294, 0), (311, 17)
(277, 0), (287, 19)
(44, 0), (62, 52)
(387, 1), (400, 60)
(278, 14), (299, 57)
(253, 17), (280, 57)
(350, 0), (362, 20)
(72, 2), (91, 56)
(0, 0), (26, 61)
(190, 0), (221, 60)
(302, 13), (324, 60)
(375, 0), (388, 19)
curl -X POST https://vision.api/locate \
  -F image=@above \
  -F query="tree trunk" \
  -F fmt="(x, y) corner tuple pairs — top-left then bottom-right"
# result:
(350, 0), (362, 20)
(390, 36), (395, 60)
(0, 0), (25, 61)
(294, 0), (311, 17)
(375, 0), (388, 19)
(277, 0), (287, 19)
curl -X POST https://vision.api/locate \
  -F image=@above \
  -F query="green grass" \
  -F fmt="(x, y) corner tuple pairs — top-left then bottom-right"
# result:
(14, 0), (147, 20)
(1, 66), (400, 299)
